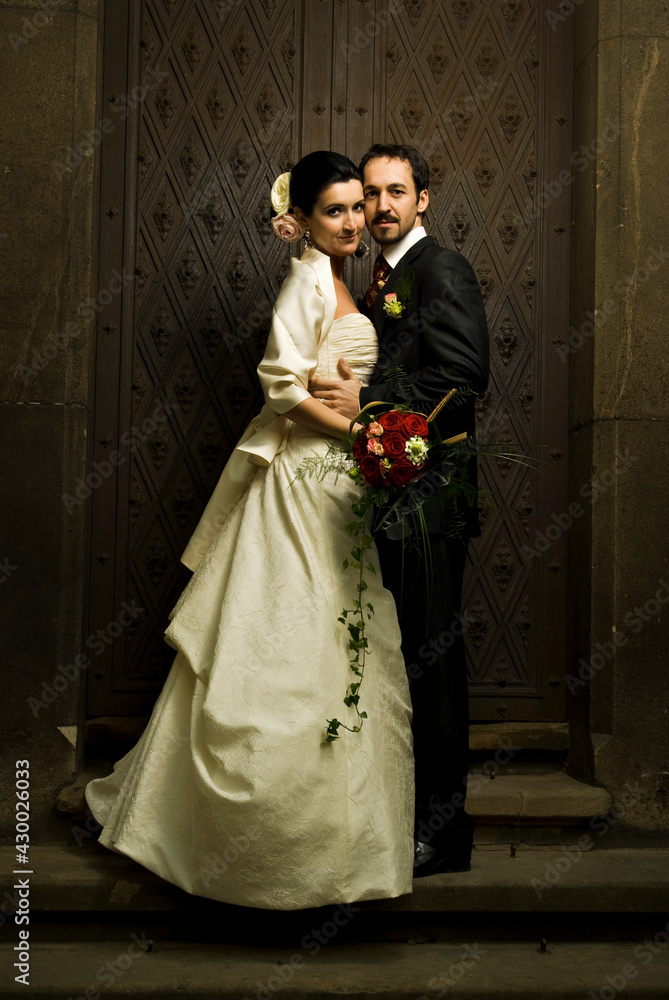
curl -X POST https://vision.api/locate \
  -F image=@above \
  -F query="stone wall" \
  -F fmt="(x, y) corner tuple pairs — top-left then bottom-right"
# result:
(0, 0), (101, 842)
(569, 0), (669, 832)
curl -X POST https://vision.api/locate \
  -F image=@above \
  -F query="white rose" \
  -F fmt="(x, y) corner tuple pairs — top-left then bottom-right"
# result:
(270, 172), (292, 214)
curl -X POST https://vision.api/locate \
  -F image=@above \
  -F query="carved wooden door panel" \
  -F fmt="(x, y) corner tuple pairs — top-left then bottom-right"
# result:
(382, 1), (571, 721)
(89, 0), (571, 722)
(88, 0), (385, 716)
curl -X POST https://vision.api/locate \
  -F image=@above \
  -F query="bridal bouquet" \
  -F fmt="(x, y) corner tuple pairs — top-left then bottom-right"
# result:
(346, 391), (471, 533)
(295, 388), (477, 742)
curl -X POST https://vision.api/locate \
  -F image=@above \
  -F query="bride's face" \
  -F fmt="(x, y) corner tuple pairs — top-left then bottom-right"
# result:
(298, 180), (365, 259)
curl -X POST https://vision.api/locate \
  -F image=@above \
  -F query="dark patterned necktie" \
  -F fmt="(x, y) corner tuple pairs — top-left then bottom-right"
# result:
(364, 253), (392, 313)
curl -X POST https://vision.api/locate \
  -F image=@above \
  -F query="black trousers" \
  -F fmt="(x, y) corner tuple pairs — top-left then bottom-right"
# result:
(376, 530), (473, 843)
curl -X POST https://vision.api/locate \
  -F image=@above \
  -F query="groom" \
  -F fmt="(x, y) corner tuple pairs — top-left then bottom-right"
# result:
(309, 143), (489, 876)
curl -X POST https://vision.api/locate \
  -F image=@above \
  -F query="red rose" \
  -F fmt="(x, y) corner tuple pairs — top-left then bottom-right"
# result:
(381, 431), (406, 459)
(378, 409), (405, 431)
(359, 454), (383, 486)
(401, 412), (429, 438)
(388, 457), (417, 486)
(352, 434), (368, 459)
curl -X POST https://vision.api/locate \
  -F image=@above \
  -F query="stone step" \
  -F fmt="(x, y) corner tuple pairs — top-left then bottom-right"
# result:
(57, 765), (613, 843)
(2, 846), (668, 921)
(1, 939), (669, 999)
(466, 768), (613, 829)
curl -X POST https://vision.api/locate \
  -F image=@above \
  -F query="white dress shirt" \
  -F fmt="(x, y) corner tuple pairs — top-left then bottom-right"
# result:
(380, 225), (427, 271)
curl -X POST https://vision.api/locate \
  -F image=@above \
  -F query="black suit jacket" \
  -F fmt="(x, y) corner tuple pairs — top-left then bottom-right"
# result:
(359, 236), (489, 537)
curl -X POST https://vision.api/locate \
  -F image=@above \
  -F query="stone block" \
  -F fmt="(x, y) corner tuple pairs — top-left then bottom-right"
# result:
(467, 770), (612, 824)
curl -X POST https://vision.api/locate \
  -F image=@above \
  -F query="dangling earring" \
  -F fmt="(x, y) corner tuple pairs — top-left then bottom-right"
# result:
(354, 239), (369, 259)
(304, 229), (314, 249)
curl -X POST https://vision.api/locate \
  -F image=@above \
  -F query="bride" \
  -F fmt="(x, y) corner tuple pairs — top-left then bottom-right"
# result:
(85, 151), (414, 910)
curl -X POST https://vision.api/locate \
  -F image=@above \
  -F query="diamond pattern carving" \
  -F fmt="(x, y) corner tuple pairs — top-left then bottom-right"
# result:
(496, 204), (521, 253)
(449, 92), (474, 140)
(475, 38), (498, 84)
(205, 72), (233, 130)
(452, 0), (474, 29)
(179, 131), (206, 185)
(228, 132), (258, 186)
(154, 76), (179, 128)
(500, 0), (524, 29)
(383, 0), (567, 720)
(524, 39), (538, 88)
(399, 89), (425, 137)
(176, 246), (202, 298)
(281, 32), (296, 75)
(90, 0), (568, 723)
(198, 420), (225, 471)
(152, 183), (178, 241)
(521, 258), (534, 307)
(464, 595), (490, 650)
(150, 305), (174, 355)
(491, 540), (515, 593)
(498, 95), (522, 142)
(473, 148), (497, 195)
(495, 314), (518, 364)
(181, 20), (209, 75)
(403, 0), (426, 26)
(448, 202), (472, 251)
(231, 25), (257, 75)
(168, 474), (197, 529)
(426, 38), (450, 83)
(475, 255), (495, 303)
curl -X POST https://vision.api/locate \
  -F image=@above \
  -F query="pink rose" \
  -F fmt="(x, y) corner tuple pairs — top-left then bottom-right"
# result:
(271, 212), (305, 243)
(367, 438), (384, 456)
(365, 421), (384, 437)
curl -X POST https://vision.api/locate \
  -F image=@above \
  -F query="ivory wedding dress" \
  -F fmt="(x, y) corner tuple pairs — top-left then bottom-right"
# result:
(86, 310), (414, 910)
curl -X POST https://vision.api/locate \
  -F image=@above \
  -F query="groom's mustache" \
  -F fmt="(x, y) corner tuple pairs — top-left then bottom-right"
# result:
(372, 213), (399, 225)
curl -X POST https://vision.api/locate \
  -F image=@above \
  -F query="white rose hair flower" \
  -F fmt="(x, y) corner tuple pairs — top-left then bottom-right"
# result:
(270, 171), (292, 215)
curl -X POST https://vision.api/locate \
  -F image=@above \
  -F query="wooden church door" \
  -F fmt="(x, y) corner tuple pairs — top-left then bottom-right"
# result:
(88, 0), (572, 724)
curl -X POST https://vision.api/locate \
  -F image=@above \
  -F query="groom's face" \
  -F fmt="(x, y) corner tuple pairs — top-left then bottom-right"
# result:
(362, 156), (429, 246)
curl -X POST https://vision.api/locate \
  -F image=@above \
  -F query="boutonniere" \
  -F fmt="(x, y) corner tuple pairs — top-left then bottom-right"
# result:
(382, 268), (414, 319)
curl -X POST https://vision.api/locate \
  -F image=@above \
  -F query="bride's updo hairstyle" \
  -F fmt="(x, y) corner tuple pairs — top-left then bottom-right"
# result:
(270, 151), (361, 243)
(289, 151), (362, 216)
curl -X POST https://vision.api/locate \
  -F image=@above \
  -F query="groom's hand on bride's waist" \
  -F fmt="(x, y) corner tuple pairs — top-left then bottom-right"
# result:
(308, 358), (362, 420)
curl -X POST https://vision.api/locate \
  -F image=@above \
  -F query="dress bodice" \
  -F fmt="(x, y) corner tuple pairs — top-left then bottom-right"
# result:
(314, 312), (377, 386)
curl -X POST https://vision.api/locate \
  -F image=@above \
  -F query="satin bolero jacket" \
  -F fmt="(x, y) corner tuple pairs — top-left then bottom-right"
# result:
(180, 247), (337, 573)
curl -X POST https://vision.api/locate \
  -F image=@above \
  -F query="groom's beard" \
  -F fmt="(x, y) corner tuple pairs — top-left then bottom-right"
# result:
(369, 212), (418, 246)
